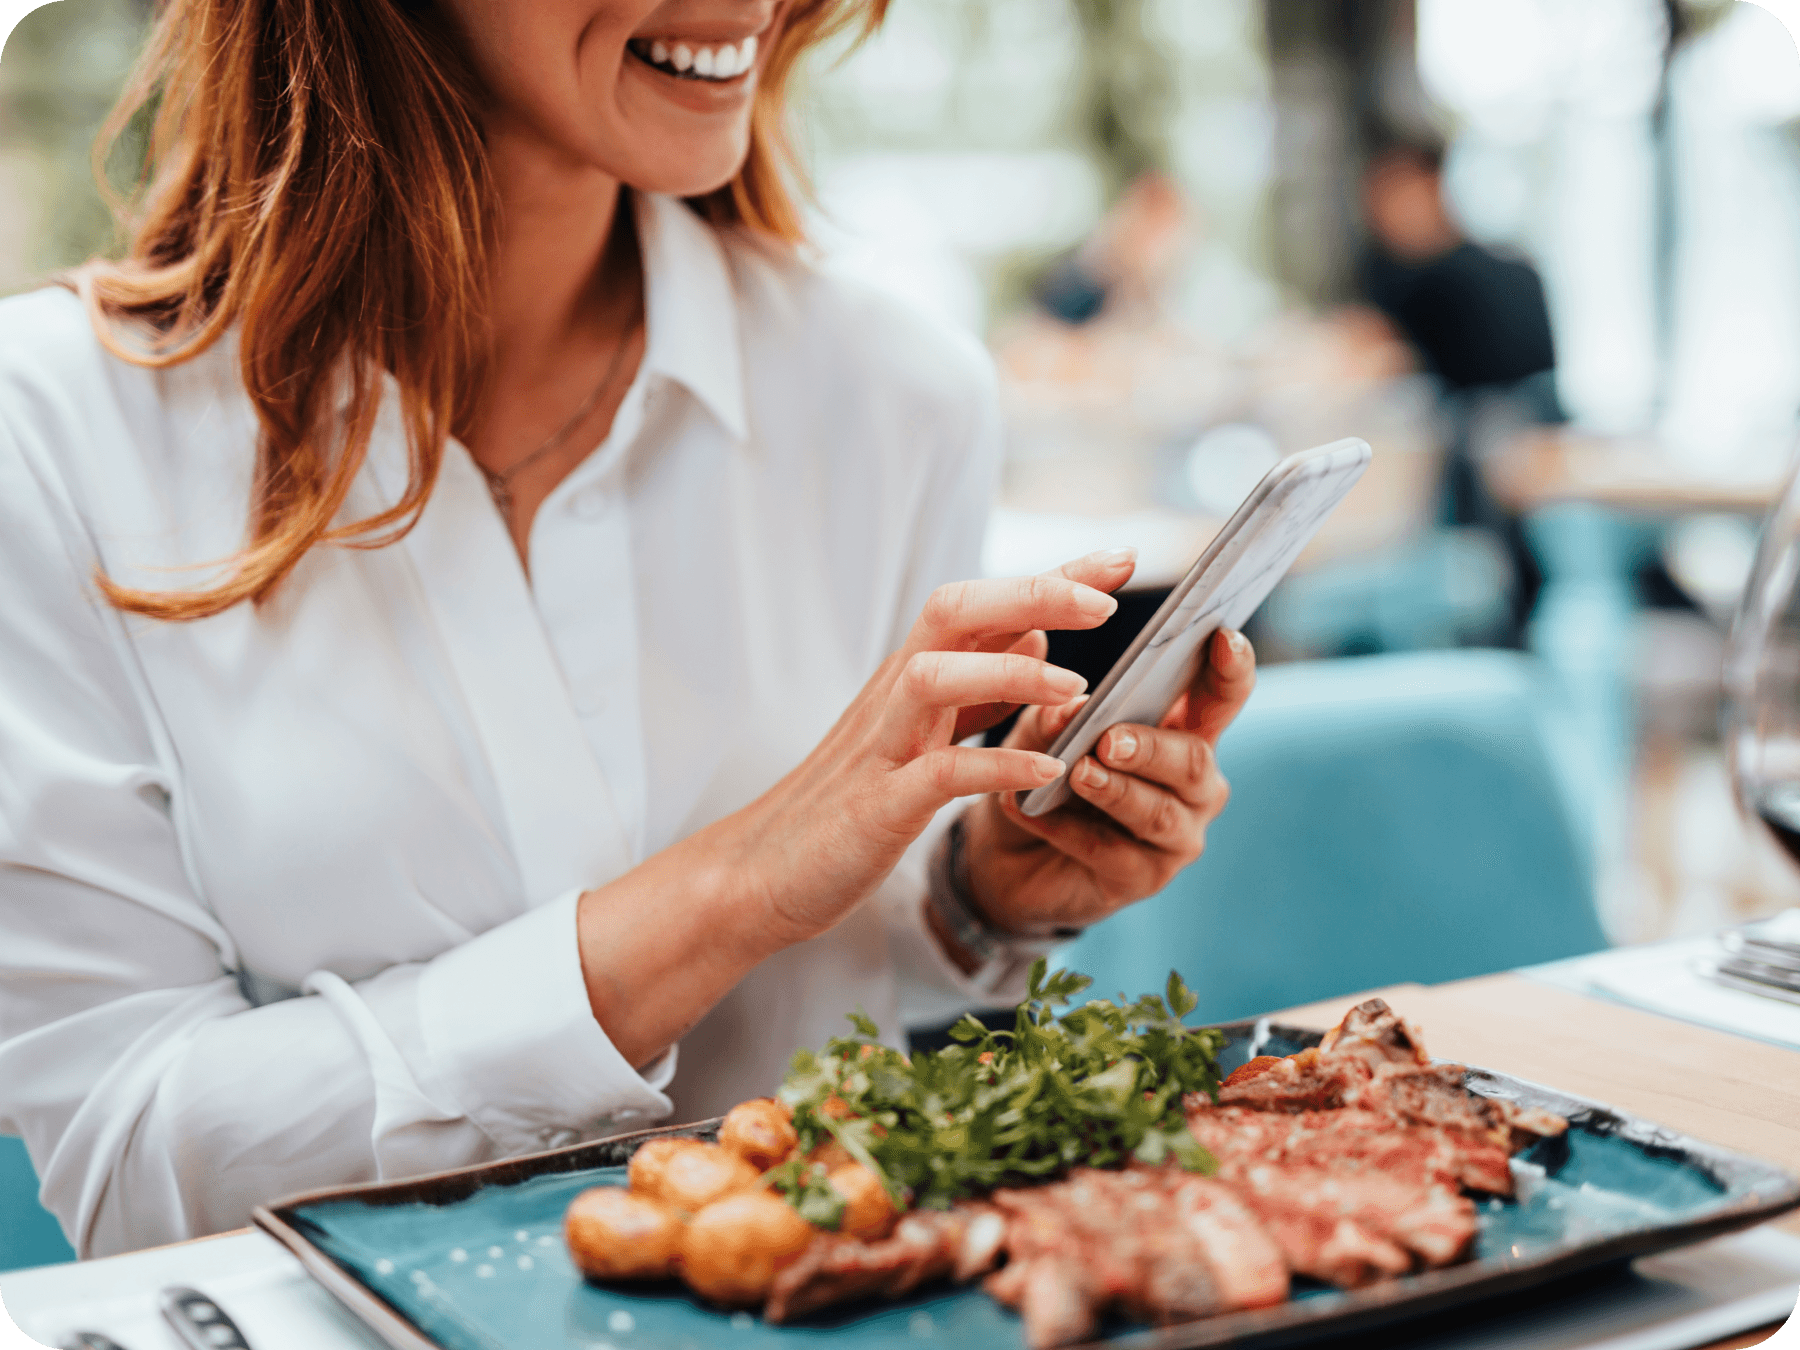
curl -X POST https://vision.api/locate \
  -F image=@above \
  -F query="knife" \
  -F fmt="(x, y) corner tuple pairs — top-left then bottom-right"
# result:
(157, 1287), (253, 1350)
(1702, 957), (1800, 1008)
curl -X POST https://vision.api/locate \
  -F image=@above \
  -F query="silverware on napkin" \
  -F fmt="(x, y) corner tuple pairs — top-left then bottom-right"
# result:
(1703, 915), (1800, 1005)
(157, 1287), (252, 1350)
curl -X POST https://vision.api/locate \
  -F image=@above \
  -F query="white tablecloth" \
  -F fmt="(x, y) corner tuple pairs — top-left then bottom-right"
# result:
(1, 1231), (384, 1350)
(1523, 933), (1800, 1053)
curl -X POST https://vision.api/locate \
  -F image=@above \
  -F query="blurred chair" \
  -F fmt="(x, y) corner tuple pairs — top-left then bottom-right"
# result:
(1057, 649), (1606, 1024)
(1524, 502), (1661, 905)
(1260, 527), (1515, 657)
(1, 1135), (74, 1272)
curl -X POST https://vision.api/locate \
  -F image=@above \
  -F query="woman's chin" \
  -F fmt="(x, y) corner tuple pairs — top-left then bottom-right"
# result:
(607, 50), (756, 194)
(617, 137), (751, 201)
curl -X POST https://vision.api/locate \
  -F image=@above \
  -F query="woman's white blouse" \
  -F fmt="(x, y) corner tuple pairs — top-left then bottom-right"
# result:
(0, 193), (1007, 1257)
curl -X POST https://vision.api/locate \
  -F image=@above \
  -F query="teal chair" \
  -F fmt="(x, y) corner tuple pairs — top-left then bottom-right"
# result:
(1058, 650), (1607, 1022)
(1, 1135), (75, 1271)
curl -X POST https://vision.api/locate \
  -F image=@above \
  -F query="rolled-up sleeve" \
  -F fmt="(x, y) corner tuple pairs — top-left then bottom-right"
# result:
(0, 412), (668, 1257)
(322, 890), (674, 1162)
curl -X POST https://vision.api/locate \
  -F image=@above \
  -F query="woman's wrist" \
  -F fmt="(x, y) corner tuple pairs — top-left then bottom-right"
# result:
(926, 809), (1080, 990)
(574, 820), (789, 1067)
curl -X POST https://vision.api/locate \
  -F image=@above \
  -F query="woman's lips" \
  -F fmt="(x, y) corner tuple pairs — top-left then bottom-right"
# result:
(627, 33), (758, 81)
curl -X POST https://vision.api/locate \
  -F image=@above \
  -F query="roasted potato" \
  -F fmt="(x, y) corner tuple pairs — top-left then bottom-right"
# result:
(805, 1138), (854, 1172)
(627, 1136), (707, 1200)
(718, 1097), (798, 1171)
(643, 1141), (760, 1214)
(679, 1191), (817, 1306)
(827, 1162), (896, 1241)
(564, 1186), (684, 1281)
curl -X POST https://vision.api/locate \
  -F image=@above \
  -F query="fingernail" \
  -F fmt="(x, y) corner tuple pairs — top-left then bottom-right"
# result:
(1032, 754), (1066, 780)
(1107, 727), (1137, 762)
(1089, 547), (1138, 567)
(1076, 586), (1119, 620)
(1223, 628), (1248, 655)
(1078, 760), (1109, 789)
(1047, 667), (1087, 697)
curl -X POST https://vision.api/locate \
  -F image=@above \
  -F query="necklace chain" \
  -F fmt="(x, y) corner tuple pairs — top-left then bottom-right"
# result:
(478, 301), (643, 520)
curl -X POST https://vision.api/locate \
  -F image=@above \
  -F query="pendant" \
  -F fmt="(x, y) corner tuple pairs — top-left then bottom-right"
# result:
(483, 470), (514, 519)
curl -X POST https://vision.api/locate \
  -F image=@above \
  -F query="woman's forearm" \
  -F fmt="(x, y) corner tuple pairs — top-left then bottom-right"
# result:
(574, 565), (1135, 1069)
(574, 817), (786, 1069)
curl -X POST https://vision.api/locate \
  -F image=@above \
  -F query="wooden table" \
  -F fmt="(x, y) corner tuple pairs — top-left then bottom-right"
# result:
(1484, 428), (1786, 516)
(1274, 973), (1800, 1349)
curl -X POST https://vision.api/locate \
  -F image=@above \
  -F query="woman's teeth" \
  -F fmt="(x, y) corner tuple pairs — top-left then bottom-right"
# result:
(633, 34), (758, 81)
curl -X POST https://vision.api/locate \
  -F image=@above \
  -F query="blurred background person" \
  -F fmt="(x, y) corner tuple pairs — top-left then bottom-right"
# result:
(1358, 139), (1559, 418)
(1356, 137), (1562, 643)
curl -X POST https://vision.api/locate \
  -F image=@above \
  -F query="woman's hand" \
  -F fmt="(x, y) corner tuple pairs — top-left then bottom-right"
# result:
(576, 550), (1136, 1064)
(732, 549), (1142, 946)
(956, 621), (1257, 945)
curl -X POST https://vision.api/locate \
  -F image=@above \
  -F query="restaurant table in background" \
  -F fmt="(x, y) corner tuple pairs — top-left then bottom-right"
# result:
(984, 309), (1446, 591)
(1484, 428), (1786, 517)
(1523, 926), (1800, 1055)
(4, 975), (1796, 1350)
(1477, 424), (1791, 932)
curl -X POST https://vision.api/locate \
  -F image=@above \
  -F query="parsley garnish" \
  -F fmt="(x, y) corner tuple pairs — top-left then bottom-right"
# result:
(763, 1157), (850, 1230)
(776, 961), (1224, 1211)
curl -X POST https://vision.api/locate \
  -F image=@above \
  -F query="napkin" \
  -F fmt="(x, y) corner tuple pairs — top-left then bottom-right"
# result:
(1528, 933), (1800, 1053)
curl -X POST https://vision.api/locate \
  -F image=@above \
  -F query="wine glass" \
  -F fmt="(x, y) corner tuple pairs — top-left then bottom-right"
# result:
(1725, 461), (1800, 865)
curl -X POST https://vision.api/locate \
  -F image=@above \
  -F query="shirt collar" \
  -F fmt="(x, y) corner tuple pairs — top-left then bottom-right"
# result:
(634, 191), (749, 444)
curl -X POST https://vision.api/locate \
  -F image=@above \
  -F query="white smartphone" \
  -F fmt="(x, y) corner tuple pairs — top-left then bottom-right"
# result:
(1018, 437), (1372, 818)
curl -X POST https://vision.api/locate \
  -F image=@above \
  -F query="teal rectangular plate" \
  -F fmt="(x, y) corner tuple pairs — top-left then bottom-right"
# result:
(253, 1023), (1800, 1350)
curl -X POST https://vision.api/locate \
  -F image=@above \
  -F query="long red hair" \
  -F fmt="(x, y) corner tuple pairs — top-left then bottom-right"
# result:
(82, 0), (886, 621)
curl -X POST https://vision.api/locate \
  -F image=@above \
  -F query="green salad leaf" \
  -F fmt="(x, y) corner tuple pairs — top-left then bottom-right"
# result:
(776, 960), (1225, 1211)
(763, 1157), (849, 1230)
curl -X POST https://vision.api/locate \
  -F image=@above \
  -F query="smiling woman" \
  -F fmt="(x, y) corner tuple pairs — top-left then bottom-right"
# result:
(0, 0), (1253, 1261)
(77, 0), (879, 612)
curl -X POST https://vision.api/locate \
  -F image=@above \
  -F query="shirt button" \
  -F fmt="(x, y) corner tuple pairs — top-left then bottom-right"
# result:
(570, 487), (606, 520)
(538, 1126), (580, 1150)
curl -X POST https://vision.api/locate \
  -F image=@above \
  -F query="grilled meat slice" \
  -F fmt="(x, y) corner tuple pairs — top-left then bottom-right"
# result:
(955, 1205), (1008, 1283)
(763, 1207), (992, 1323)
(1187, 1104), (1511, 1197)
(1348, 1063), (1562, 1182)
(984, 1167), (1289, 1347)
(1171, 1174), (1291, 1310)
(1288, 1114), (1510, 1198)
(1499, 1103), (1571, 1151)
(1223, 1173), (1413, 1287)
(1248, 1164), (1474, 1269)
(1320, 998), (1431, 1070)
(1226, 1163), (1476, 1281)
(1194, 995), (1566, 1194)
(1320, 1000), (1567, 1160)
(986, 1255), (1103, 1350)
(1211, 1046), (1374, 1112)
(984, 1184), (1110, 1348)
(1182, 1104), (1481, 1279)
(990, 1172), (1169, 1325)
(1352, 1063), (1509, 1144)
(762, 1234), (911, 1323)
